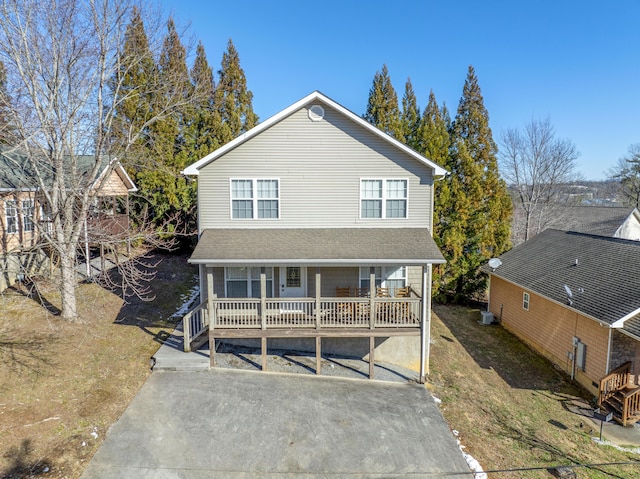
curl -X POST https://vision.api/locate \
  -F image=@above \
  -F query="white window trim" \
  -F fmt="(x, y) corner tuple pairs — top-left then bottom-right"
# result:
(5, 200), (18, 234)
(224, 267), (274, 298)
(359, 178), (409, 219)
(523, 292), (530, 311)
(359, 266), (407, 291)
(229, 178), (280, 220)
(22, 199), (35, 233)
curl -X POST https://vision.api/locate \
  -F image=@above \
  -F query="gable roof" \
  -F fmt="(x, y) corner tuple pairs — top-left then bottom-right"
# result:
(0, 146), (136, 193)
(543, 205), (638, 237)
(484, 229), (640, 327)
(182, 91), (448, 177)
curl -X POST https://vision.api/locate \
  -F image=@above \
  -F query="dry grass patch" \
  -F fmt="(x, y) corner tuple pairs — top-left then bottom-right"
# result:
(430, 304), (640, 479)
(0, 252), (197, 478)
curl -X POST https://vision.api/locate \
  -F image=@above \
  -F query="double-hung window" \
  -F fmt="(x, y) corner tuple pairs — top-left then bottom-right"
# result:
(523, 292), (530, 310)
(225, 267), (274, 298)
(22, 200), (35, 233)
(360, 179), (407, 218)
(231, 179), (279, 219)
(5, 200), (17, 234)
(359, 266), (407, 296)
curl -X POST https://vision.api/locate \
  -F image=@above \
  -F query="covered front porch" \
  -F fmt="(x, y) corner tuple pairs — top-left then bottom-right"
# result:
(182, 227), (445, 382)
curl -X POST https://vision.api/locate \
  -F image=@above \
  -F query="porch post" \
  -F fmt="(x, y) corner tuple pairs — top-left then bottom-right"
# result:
(369, 268), (376, 329)
(315, 267), (321, 329)
(260, 268), (267, 330)
(206, 266), (214, 319)
(420, 264), (432, 383)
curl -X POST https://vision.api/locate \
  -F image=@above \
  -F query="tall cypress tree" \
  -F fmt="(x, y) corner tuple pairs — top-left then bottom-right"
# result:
(215, 39), (258, 146)
(445, 66), (512, 301)
(417, 91), (453, 297)
(363, 64), (402, 139)
(190, 41), (220, 158)
(400, 78), (420, 149)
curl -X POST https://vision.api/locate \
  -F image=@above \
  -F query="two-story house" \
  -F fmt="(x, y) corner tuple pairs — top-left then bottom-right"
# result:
(181, 91), (446, 382)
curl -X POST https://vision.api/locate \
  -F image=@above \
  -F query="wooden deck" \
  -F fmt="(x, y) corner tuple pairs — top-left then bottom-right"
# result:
(183, 296), (424, 380)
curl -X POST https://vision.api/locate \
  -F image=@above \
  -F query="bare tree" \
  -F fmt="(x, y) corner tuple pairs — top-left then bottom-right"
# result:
(0, 0), (196, 321)
(499, 118), (579, 244)
(608, 144), (640, 208)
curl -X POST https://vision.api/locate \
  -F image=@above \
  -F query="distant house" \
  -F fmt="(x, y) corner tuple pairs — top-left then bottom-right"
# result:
(180, 91), (447, 380)
(0, 146), (137, 290)
(484, 229), (640, 424)
(547, 206), (640, 241)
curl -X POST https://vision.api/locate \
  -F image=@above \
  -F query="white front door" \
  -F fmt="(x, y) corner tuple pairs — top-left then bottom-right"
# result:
(279, 266), (306, 298)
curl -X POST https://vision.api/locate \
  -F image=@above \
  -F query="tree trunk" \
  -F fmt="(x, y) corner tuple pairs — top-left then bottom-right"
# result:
(59, 249), (78, 321)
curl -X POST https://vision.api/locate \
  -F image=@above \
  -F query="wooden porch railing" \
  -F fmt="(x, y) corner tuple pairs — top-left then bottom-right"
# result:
(183, 301), (209, 352)
(598, 361), (640, 426)
(183, 296), (421, 352)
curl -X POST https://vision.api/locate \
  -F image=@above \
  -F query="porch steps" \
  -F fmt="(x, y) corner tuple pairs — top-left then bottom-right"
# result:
(599, 387), (640, 426)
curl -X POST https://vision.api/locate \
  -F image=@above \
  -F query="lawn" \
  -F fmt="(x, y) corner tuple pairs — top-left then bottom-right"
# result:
(0, 251), (197, 478)
(430, 304), (640, 478)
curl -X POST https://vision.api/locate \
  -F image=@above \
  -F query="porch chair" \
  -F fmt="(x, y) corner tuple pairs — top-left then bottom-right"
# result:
(394, 286), (410, 298)
(376, 287), (390, 297)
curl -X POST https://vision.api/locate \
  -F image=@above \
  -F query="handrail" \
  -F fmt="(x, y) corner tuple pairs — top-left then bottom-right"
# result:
(182, 301), (209, 352)
(623, 386), (640, 426)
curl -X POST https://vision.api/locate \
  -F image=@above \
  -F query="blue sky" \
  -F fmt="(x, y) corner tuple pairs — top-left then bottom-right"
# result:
(161, 0), (640, 181)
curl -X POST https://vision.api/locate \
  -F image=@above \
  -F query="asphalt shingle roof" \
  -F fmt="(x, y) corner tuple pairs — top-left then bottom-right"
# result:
(544, 206), (636, 237)
(189, 228), (445, 266)
(484, 229), (640, 326)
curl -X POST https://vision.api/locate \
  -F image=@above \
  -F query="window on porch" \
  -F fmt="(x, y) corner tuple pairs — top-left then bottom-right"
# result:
(359, 266), (407, 296)
(225, 267), (274, 298)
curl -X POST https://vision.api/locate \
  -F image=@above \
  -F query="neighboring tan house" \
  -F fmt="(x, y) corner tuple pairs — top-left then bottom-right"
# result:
(180, 91), (447, 381)
(484, 229), (640, 424)
(0, 146), (137, 290)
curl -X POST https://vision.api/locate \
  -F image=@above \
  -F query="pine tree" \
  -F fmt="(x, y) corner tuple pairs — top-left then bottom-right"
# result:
(363, 64), (402, 139)
(190, 41), (220, 158)
(215, 39), (258, 146)
(111, 7), (156, 157)
(400, 78), (420, 149)
(443, 66), (512, 301)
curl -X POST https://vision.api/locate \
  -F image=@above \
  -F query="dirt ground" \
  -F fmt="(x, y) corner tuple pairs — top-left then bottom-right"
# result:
(0, 251), (197, 479)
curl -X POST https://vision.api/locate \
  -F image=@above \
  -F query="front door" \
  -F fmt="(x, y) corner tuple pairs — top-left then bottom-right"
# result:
(279, 266), (306, 298)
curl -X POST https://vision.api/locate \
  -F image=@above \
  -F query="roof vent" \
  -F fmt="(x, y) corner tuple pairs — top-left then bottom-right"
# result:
(308, 105), (325, 122)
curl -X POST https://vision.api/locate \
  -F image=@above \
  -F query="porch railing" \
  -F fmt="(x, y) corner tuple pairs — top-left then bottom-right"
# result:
(183, 301), (209, 352)
(183, 296), (421, 351)
(598, 361), (640, 426)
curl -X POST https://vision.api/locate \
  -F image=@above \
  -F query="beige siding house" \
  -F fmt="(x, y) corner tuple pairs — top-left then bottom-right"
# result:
(181, 91), (447, 380)
(484, 229), (640, 424)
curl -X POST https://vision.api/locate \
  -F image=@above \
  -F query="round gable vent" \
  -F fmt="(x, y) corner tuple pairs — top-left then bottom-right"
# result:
(308, 104), (325, 121)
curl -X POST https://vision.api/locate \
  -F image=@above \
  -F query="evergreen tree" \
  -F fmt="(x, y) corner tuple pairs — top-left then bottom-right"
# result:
(111, 7), (156, 157)
(400, 78), (420, 149)
(215, 39), (258, 146)
(190, 41), (221, 158)
(417, 91), (453, 297)
(363, 64), (402, 139)
(136, 17), (196, 226)
(442, 66), (512, 301)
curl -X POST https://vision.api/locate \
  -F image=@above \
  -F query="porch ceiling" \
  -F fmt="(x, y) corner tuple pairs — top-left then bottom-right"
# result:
(188, 228), (445, 267)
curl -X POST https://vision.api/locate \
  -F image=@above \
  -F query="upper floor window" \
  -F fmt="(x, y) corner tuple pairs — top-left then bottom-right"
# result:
(22, 200), (35, 233)
(5, 200), (17, 234)
(360, 179), (407, 219)
(231, 179), (279, 219)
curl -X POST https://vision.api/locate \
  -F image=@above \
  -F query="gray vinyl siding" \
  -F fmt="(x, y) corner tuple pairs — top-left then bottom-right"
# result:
(197, 101), (434, 232)
(406, 266), (424, 294)
(307, 267), (360, 297)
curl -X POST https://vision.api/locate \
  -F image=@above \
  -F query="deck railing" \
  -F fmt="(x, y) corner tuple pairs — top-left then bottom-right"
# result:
(183, 296), (421, 351)
(183, 301), (209, 352)
(599, 361), (632, 405)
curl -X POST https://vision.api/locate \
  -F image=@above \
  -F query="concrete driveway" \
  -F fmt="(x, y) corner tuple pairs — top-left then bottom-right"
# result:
(80, 369), (471, 478)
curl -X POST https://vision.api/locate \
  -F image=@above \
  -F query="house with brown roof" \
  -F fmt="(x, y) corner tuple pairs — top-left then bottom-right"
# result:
(0, 146), (136, 290)
(180, 91), (447, 381)
(483, 229), (640, 424)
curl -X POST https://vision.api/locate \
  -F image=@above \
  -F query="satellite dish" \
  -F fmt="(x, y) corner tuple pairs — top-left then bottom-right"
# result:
(488, 258), (502, 271)
(564, 284), (573, 298)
